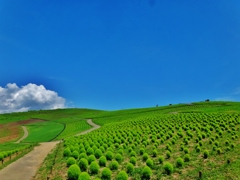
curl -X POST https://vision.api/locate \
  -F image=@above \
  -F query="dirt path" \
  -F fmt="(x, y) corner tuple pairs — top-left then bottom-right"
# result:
(0, 142), (58, 180)
(0, 119), (100, 180)
(16, 126), (28, 143)
(75, 119), (100, 135)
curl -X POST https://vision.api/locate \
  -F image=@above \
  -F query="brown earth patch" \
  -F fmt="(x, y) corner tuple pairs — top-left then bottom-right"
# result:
(0, 119), (45, 143)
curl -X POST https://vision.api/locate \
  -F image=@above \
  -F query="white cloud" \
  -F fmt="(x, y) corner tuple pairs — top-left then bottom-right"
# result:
(0, 83), (66, 114)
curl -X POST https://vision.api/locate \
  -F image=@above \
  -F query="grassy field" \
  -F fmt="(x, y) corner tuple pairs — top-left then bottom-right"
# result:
(1, 101), (240, 179)
(22, 121), (64, 142)
(32, 101), (240, 180)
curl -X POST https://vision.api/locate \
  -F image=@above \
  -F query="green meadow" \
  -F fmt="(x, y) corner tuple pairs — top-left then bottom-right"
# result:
(1, 101), (240, 179)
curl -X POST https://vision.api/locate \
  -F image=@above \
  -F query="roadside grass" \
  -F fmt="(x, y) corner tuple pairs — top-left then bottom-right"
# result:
(22, 121), (64, 142)
(34, 142), (67, 180)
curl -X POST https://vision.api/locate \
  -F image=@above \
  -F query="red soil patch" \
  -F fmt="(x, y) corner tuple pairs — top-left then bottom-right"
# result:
(0, 119), (44, 143)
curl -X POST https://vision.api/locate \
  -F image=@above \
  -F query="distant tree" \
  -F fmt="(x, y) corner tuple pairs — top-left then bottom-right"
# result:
(205, 99), (210, 102)
(156, 104), (158, 107)
(169, 104), (172, 106)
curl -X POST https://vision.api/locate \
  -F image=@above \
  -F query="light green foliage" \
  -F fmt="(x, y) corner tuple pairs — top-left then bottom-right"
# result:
(71, 150), (79, 159)
(101, 167), (112, 180)
(116, 170), (128, 180)
(67, 164), (81, 180)
(115, 153), (123, 163)
(87, 154), (96, 164)
(176, 157), (184, 168)
(163, 162), (174, 175)
(67, 157), (76, 167)
(142, 166), (152, 179)
(146, 158), (154, 168)
(99, 155), (107, 167)
(109, 160), (119, 170)
(142, 153), (149, 161)
(78, 172), (90, 180)
(78, 158), (88, 171)
(126, 163), (134, 174)
(129, 156), (137, 165)
(94, 149), (102, 159)
(89, 161), (100, 174)
(184, 154), (190, 162)
(203, 150), (209, 159)
(63, 148), (71, 157)
(106, 151), (114, 160)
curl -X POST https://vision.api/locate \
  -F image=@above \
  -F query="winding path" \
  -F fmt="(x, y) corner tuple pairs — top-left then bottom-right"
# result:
(16, 126), (28, 143)
(75, 119), (100, 136)
(0, 119), (100, 180)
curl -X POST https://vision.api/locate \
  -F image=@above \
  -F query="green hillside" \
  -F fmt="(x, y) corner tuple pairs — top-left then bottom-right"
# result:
(1, 101), (240, 179)
(34, 101), (240, 180)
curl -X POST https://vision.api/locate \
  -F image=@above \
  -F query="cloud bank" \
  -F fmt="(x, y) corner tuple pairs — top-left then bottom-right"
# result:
(0, 83), (66, 113)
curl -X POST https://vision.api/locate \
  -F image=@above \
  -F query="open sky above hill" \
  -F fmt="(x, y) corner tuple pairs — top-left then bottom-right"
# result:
(0, 0), (240, 112)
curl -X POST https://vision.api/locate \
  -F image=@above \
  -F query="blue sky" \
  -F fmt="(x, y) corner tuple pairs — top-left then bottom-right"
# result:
(0, 0), (240, 111)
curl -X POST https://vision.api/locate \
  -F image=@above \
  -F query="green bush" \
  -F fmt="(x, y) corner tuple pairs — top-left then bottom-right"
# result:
(126, 163), (134, 174)
(196, 146), (201, 152)
(216, 148), (222, 154)
(176, 157), (184, 168)
(146, 158), (154, 168)
(203, 150), (209, 159)
(87, 147), (94, 155)
(130, 156), (137, 165)
(67, 164), (81, 180)
(142, 153), (149, 161)
(152, 149), (157, 157)
(101, 167), (112, 180)
(79, 153), (88, 159)
(71, 150), (79, 160)
(115, 153), (123, 163)
(166, 151), (171, 159)
(116, 170), (128, 180)
(184, 154), (190, 162)
(88, 154), (96, 164)
(118, 149), (124, 155)
(79, 148), (86, 153)
(130, 150), (136, 157)
(94, 149), (103, 159)
(110, 160), (119, 170)
(89, 161), (100, 174)
(78, 158), (88, 171)
(106, 151), (114, 161)
(142, 166), (152, 179)
(183, 148), (189, 154)
(63, 148), (71, 157)
(139, 148), (145, 155)
(67, 157), (76, 167)
(78, 172), (90, 180)
(163, 162), (174, 175)
(225, 140), (230, 146)
(99, 155), (107, 167)
(230, 143), (235, 148)
(158, 156), (164, 164)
